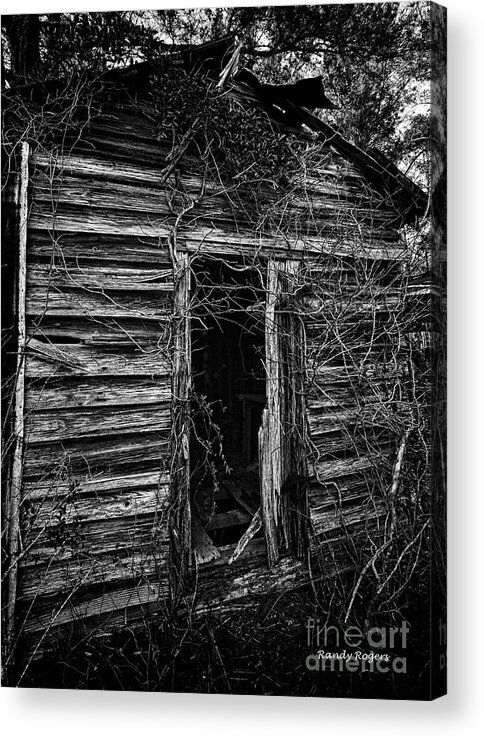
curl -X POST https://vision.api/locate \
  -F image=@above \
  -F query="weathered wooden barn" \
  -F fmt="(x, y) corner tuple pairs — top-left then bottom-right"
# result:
(2, 37), (428, 659)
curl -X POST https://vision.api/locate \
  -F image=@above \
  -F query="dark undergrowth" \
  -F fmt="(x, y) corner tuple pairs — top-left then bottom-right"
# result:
(13, 577), (433, 699)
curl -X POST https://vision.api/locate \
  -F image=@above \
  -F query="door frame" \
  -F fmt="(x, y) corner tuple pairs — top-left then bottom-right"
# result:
(260, 259), (309, 567)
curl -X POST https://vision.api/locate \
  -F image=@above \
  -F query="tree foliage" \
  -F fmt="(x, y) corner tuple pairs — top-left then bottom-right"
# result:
(1, 4), (431, 183)
(149, 3), (431, 182)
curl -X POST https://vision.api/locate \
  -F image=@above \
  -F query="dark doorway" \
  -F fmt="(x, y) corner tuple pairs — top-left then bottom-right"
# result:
(190, 259), (265, 563)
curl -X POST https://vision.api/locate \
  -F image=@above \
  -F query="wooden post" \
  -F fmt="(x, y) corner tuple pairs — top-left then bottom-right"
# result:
(169, 252), (192, 602)
(261, 262), (282, 566)
(5, 141), (29, 656)
(261, 259), (308, 567)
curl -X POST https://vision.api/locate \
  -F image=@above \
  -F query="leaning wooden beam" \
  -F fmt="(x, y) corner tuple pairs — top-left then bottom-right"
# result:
(5, 141), (29, 660)
(229, 508), (262, 565)
(27, 336), (85, 372)
(217, 43), (242, 90)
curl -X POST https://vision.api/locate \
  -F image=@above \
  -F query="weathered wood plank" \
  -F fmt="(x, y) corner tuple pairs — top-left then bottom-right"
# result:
(31, 173), (178, 217)
(228, 508), (263, 565)
(305, 387), (387, 409)
(23, 470), (170, 501)
(195, 552), (307, 612)
(21, 518), (169, 568)
(26, 286), (172, 319)
(27, 263), (173, 292)
(25, 337), (85, 372)
(18, 578), (169, 637)
(260, 262), (281, 566)
(72, 132), (184, 168)
(311, 455), (385, 481)
(25, 376), (171, 410)
(22, 486), (170, 531)
(27, 230), (171, 265)
(25, 342), (171, 378)
(22, 432), (169, 480)
(304, 293), (427, 316)
(31, 170), (397, 234)
(27, 317), (169, 345)
(28, 204), (404, 258)
(310, 499), (386, 537)
(307, 407), (399, 437)
(307, 434), (393, 463)
(31, 148), (364, 200)
(25, 404), (171, 443)
(308, 482), (371, 512)
(28, 206), (172, 238)
(31, 144), (402, 240)
(18, 548), (169, 601)
(31, 146), (173, 187)
(306, 362), (406, 385)
(182, 234), (406, 261)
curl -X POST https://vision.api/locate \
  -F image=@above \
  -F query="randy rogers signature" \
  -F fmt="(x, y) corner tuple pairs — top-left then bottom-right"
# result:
(306, 650), (407, 673)
(316, 650), (391, 662)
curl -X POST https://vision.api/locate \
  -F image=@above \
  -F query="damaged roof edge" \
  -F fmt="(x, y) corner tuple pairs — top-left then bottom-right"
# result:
(3, 35), (428, 224)
(231, 71), (427, 224)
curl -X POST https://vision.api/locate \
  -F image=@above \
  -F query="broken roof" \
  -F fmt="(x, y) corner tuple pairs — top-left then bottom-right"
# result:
(3, 35), (427, 224)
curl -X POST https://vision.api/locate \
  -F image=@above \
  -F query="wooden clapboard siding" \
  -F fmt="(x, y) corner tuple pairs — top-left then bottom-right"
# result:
(25, 404), (171, 443)
(18, 546), (169, 601)
(27, 263), (173, 292)
(18, 578), (170, 648)
(19, 140), (175, 641)
(27, 230), (171, 265)
(23, 470), (170, 501)
(22, 432), (170, 480)
(21, 522), (168, 570)
(29, 201), (401, 256)
(31, 171), (399, 236)
(31, 149), (177, 188)
(28, 203), (172, 239)
(25, 343), (171, 378)
(31, 147), (362, 200)
(20, 473), (170, 565)
(31, 147), (401, 240)
(22, 488), (169, 535)
(304, 256), (405, 542)
(26, 317), (169, 344)
(28, 109), (404, 259)
(311, 498), (387, 540)
(26, 287), (171, 320)
(25, 376), (171, 410)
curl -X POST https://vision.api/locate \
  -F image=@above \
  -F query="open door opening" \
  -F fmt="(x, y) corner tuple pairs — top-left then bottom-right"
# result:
(190, 259), (265, 564)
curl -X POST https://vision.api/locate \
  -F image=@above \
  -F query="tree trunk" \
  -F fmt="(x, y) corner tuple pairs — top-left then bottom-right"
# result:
(3, 14), (41, 84)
